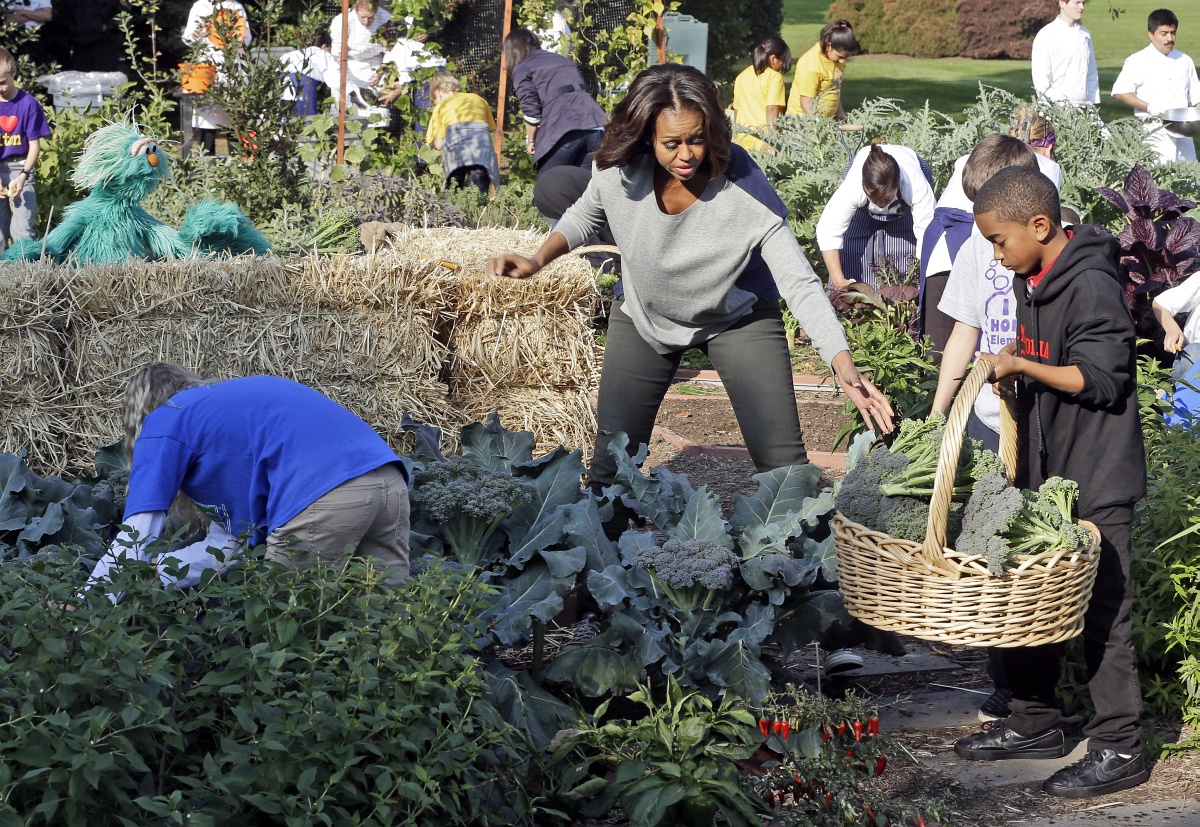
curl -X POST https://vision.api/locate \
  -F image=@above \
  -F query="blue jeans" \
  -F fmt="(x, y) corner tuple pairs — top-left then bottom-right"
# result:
(536, 129), (604, 176)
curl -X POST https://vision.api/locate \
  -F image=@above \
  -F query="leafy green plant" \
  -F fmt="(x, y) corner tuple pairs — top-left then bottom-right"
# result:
(0, 549), (541, 825)
(546, 674), (764, 827)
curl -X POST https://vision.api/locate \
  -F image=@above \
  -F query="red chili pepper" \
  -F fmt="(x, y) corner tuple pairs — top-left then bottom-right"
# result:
(846, 749), (856, 758)
(837, 721), (848, 736)
(778, 720), (790, 739)
(758, 718), (771, 738)
(867, 716), (880, 736)
(821, 724), (832, 742)
(875, 755), (888, 776)
(853, 720), (864, 741)
(824, 792), (833, 809)
(917, 817), (926, 827)
(765, 790), (776, 808)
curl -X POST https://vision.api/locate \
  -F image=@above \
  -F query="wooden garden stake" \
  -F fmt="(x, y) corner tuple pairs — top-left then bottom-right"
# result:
(493, 0), (514, 185)
(336, 0), (349, 166)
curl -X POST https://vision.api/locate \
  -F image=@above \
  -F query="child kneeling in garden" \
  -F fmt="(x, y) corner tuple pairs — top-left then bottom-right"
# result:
(954, 166), (1148, 799)
(424, 71), (500, 194)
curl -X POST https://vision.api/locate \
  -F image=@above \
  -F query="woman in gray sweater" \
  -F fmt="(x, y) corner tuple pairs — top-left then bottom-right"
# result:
(487, 63), (893, 487)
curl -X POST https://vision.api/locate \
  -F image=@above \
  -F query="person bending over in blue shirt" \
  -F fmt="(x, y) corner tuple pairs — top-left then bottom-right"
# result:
(87, 362), (410, 598)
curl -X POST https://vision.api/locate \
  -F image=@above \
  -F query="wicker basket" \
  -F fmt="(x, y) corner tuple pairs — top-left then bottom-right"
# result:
(833, 360), (1101, 648)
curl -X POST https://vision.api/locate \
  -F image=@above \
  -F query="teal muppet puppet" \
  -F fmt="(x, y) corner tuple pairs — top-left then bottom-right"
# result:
(4, 119), (270, 264)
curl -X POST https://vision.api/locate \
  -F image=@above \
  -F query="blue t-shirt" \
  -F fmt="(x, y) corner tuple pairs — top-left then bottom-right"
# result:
(125, 377), (402, 545)
(0, 90), (51, 162)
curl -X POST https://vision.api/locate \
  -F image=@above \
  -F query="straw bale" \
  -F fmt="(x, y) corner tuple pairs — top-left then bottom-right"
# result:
(448, 311), (598, 391)
(295, 250), (454, 313)
(452, 385), (597, 457)
(0, 321), (69, 404)
(65, 310), (446, 389)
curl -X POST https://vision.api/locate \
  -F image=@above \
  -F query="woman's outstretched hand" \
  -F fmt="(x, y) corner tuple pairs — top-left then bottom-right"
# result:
(485, 254), (540, 282)
(831, 350), (895, 435)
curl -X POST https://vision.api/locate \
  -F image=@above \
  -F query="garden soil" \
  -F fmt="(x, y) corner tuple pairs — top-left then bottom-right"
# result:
(635, 392), (1200, 827)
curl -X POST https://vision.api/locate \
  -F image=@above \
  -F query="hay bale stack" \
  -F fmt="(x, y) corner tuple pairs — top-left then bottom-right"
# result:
(0, 228), (600, 476)
(385, 226), (601, 455)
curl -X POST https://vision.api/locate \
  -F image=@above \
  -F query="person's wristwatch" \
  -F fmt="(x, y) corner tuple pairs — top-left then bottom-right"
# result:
(20, 168), (33, 181)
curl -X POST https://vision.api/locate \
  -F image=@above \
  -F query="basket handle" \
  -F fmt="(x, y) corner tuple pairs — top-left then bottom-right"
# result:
(919, 360), (1017, 575)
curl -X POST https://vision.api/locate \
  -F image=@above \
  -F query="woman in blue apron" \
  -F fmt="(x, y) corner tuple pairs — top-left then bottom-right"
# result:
(816, 143), (936, 290)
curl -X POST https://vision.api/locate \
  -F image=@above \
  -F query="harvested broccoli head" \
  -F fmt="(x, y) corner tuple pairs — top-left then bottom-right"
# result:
(8, 544), (79, 580)
(878, 496), (963, 545)
(413, 457), (536, 568)
(957, 472), (1090, 574)
(836, 446), (909, 531)
(1037, 476), (1080, 523)
(634, 537), (739, 613)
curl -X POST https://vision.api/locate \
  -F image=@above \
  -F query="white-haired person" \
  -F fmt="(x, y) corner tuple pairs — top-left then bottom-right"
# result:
(86, 363), (410, 598)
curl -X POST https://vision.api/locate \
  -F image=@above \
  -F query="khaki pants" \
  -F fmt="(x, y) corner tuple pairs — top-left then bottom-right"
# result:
(266, 463), (410, 585)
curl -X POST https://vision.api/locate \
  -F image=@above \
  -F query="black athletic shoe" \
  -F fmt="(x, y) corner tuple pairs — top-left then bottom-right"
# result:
(977, 688), (1012, 721)
(1042, 749), (1150, 798)
(954, 720), (1066, 761)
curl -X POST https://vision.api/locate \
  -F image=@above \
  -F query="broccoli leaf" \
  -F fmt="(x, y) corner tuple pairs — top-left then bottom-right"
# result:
(604, 432), (661, 517)
(0, 454), (35, 532)
(93, 439), (130, 478)
(617, 529), (658, 567)
(459, 412), (535, 473)
(587, 564), (639, 610)
(731, 464), (823, 533)
(504, 447), (586, 568)
(542, 610), (660, 697)
(698, 636), (771, 701)
(19, 502), (65, 546)
(485, 560), (574, 646)
(484, 665), (578, 751)
(539, 546), (587, 579)
(563, 497), (620, 571)
(667, 486), (732, 549)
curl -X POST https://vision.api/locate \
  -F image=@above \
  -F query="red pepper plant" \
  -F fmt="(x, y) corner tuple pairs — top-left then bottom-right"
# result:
(748, 687), (955, 826)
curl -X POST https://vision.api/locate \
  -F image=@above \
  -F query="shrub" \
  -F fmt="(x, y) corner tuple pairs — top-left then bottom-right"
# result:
(678, 0), (784, 84)
(955, 0), (1056, 59)
(825, 0), (960, 59)
(0, 552), (537, 825)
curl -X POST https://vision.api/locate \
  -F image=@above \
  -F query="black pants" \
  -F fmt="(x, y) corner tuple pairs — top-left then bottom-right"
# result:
(589, 298), (807, 487)
(448, 165), (489, 195)
(921, 271), (956, 365)
(1001, 521), (1143, 753)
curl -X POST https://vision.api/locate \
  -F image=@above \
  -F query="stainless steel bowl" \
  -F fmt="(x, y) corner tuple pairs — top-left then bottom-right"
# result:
(1159, 107), (1200, 138)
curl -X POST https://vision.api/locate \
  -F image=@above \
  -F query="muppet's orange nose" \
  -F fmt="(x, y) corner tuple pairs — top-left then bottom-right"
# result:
(147, 153), (159, 167)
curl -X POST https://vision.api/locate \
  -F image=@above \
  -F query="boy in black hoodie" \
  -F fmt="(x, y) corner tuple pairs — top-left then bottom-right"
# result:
(951, 166), (1148, 798)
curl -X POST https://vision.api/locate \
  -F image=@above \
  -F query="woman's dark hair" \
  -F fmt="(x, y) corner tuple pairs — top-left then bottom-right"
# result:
(594, 63), (732, 178)
(312, 31), (332, 49)
(861, 144), (900, 206)
(503, 27), (541, 74)
(819, 19), (858, 56)
(1148, 9), (1178, 31)
(752, 36), (792, 75)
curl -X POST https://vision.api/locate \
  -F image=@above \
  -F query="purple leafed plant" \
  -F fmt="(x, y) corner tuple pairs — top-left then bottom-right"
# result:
(1096, 165), (1200, 327)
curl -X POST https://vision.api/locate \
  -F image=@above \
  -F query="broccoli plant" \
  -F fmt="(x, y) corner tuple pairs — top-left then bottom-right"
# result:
(957, 472), (1091, 575)
(834, 446), (909, 531)
(412, 457), (536, 569)
(634, 537), (740, 614)
(878, 495), (963, 545)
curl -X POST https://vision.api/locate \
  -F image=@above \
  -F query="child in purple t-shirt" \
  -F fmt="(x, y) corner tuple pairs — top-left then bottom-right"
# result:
(0, 46), (51, 254)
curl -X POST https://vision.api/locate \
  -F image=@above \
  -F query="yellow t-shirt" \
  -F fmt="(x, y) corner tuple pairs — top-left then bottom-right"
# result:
(731, 65), (786, 152)
(425, 91), (497, 144)
(787, 42), (844, 118)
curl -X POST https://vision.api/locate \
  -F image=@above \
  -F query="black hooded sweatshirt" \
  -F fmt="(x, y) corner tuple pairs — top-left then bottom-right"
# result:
(1012, 224), (1146, 524)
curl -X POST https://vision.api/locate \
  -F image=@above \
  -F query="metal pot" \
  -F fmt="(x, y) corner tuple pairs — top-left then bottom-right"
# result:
(1159, 107), (1200, 137)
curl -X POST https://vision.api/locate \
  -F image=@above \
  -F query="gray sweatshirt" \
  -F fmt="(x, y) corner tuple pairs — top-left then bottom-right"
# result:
(553, 146), (849, 364)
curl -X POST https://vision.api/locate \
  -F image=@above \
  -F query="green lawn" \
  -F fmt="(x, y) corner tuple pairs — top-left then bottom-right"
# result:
(776, 0), (1200, 120)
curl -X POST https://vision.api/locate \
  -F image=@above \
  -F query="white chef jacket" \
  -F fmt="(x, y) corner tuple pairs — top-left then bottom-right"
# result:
(1031, 17), (1099, 105)
(1112, 45), (1200, 162)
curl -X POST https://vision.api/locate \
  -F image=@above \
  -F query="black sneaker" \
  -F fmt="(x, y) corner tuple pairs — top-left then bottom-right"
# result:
(954, 720), (1066, 761)
(977, 688), (1012, 721)
(1042, 749), (1150, 798)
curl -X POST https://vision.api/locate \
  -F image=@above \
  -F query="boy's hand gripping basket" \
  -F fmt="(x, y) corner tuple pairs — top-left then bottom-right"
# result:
(832, 361), (1101, 647)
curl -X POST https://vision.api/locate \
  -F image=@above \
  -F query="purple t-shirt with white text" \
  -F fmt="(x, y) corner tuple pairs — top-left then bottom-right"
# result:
(0, 90), (50, 161)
